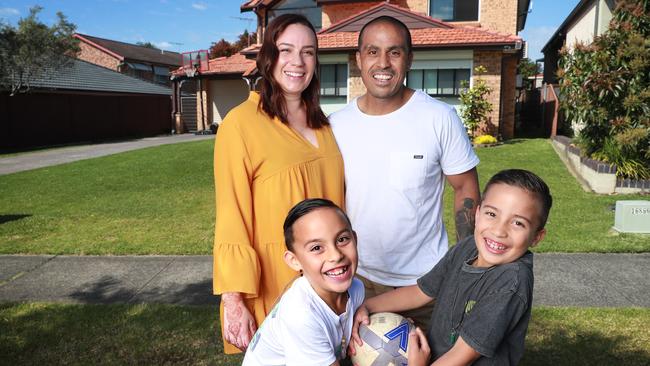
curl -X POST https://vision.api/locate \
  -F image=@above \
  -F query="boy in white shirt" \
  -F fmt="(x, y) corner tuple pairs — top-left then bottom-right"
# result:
(243, 198), (364, 366)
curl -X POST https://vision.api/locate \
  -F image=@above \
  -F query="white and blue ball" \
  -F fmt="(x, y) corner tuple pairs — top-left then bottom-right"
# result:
(351, 312), (415, 366)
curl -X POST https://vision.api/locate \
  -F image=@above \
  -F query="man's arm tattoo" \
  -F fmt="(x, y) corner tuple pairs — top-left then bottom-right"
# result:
(455, 198), (476, 241)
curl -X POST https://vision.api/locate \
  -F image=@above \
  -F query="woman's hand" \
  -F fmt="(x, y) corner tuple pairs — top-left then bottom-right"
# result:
(222, 292), (257, 351)
(348, 303), (370, 356)
(408, 327), (431, 366)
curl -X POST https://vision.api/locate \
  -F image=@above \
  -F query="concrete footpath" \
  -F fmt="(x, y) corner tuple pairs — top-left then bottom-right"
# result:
(0, 134), (214, 176)
(0, 253), (648, 307)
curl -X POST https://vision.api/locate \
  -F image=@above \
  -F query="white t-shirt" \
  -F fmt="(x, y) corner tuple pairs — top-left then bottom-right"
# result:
(242, 276), (365, 366)
(330, 90), (479, 286)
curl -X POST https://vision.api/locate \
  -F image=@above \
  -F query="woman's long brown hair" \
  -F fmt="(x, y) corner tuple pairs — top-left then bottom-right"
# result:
(256, 14), (329, 128)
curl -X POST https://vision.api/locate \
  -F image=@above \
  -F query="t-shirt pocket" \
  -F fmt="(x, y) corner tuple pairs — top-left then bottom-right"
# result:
(389, 152), (427, 204)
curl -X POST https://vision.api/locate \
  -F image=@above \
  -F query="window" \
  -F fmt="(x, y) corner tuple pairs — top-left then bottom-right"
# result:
(154, 66), (170, 85)
(267, 0), (322, 31)
(320, 64), (347, 96)
(430, 0), (478, 21)
(407, 68), (470, 96)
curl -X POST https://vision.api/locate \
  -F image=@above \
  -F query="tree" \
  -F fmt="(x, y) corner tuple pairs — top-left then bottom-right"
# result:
(209, 39), (236, 58)
(0, 6), (80, 96)
(208, 30), (258, 58)
(233, 29), (257, 49)
(558, 0), (649, 179)
(517, 57), (540, 89)
(459, 65), (493, 137)
(136, 41), (159, 49)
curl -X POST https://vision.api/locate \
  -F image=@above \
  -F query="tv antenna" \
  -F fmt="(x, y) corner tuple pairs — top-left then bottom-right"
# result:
(230, 16), (255, 46)
(169, 41), (184, 53)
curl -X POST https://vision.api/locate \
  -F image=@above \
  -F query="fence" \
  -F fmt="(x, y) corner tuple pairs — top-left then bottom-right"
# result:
(516, 84), (563, 137)
(1, 91), (172, 150)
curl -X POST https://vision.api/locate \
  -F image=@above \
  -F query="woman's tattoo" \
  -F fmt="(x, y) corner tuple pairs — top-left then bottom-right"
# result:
(455, 198), (476, 241)
(223, 295), (244, 340)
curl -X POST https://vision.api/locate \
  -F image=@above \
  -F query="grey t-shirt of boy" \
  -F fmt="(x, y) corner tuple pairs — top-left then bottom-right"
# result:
(417, 236), (534, 365)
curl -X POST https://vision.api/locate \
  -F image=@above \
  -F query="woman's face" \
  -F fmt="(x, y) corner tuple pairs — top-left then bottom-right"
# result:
(272, 23), (317, 100)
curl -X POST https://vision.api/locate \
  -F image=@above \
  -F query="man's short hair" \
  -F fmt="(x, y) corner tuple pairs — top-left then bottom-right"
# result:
(483, 169), (553, 230)
(357, 16), (412, 54)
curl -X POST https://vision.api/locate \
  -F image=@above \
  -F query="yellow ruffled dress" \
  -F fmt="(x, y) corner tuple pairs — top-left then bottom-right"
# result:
(213, 92), (345, 354)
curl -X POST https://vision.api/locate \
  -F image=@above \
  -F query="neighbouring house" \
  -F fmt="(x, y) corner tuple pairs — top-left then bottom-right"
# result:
(173, 0), (530, 138)
(537, 0), (615, 136)
(74, 33), (182, 86)
(541, 0), (615, 84)
(0, 58), (173, 150)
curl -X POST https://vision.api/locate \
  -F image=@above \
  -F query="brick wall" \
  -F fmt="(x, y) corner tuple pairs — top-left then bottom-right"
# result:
(479, 0), (518, 35)
(347, 53), (366, 100)
(322, 0), (427, 28)
(473, 50), (503, 136)
(77, 42), (121, 71)
(500, 54), (518, 138)
(320, 0), (519, 35)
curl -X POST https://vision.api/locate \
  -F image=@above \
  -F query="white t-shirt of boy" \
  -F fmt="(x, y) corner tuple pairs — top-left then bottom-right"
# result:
(330, 90), (479, 286)
(242, 276), (365, 366)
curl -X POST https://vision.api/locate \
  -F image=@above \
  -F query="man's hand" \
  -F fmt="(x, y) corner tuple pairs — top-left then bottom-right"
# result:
(221, 292), (257, 351)
(408, 327), (431, 366)
(348, 303), (370, 356)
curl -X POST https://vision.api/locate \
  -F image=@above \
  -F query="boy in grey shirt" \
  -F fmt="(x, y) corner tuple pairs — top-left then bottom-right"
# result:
(350, 169), (552, 365)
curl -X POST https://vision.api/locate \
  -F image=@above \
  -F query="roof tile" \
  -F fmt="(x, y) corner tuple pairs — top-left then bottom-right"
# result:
(75, 34), (182, 67)
(11, 57), (171, 95)
(173, 53), (257, 76)
(318, 27), (520, 49)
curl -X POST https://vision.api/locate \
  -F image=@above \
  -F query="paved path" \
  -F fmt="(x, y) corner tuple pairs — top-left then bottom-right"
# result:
(0, 134), (214, 176)
(0, 253), (648, 307)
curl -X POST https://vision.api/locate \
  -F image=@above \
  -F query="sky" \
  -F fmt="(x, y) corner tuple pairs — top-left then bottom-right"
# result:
(0, 0), (579, 61)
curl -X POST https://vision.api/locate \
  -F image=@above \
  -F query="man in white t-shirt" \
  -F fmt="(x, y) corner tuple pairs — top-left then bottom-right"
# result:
(330, 16), (480, 328)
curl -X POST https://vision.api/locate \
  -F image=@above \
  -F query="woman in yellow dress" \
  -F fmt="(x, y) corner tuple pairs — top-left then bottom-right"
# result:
(213, 14), (345, 354)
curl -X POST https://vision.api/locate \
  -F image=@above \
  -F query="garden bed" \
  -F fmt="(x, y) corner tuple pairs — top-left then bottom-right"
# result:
(551, 136), (650, 194)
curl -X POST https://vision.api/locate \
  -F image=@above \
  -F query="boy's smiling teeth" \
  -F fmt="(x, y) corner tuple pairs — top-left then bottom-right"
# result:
(485, 238), (506, 251)
(324, 266), (348, 277)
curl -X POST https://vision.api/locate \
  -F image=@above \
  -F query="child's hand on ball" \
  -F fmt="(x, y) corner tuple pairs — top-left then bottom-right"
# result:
(407, 327), (431, 366)
(349, 303), (370, 355)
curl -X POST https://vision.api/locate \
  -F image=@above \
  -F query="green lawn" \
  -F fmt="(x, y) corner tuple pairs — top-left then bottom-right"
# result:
(0, 141), (215, 254)
(442, 139), (649, 253)
(0, 138), (647, 254)
(1, 303), (648, 365)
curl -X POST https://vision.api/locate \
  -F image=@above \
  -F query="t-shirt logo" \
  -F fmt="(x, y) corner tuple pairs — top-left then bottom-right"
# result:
(464, 300), (477, 314)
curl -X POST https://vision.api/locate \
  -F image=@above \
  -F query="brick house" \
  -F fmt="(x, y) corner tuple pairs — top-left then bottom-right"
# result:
(74, 33), (182, 86)
(173, 0), (530, 138)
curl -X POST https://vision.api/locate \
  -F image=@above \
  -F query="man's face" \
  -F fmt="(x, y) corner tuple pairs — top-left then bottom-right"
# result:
(356, 21), (412, 101)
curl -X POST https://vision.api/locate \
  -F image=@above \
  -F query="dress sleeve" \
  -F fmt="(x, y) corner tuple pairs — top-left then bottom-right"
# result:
(213, 117), (261, 296)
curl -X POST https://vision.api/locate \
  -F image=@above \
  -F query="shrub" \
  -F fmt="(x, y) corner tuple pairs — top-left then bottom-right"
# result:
(460, 65), (493, 137)
(473, 135), (497, 145)
(558, 0), (650, 179)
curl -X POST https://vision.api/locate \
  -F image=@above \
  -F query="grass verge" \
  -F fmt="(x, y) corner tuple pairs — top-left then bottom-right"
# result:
(0, 138), (648, 254)
(1, 303), (648, 365)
